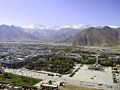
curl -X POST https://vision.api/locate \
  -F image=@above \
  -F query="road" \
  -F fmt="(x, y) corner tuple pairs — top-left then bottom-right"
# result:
(114, 72), (120, 90)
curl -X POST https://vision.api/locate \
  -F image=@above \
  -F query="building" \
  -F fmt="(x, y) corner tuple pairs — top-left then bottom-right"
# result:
(40, 83), (59, 90)
(40, 80), (60, 90)
(109, 56), (120, 62)
(0, 59), (25, 69)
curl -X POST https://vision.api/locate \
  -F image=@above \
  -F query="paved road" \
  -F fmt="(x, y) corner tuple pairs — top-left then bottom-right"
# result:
(114, 73), (120, 90)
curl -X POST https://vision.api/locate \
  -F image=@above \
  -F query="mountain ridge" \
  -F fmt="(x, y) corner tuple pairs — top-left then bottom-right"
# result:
(63, 26), (120, 46)
(0, 24), (120, 47)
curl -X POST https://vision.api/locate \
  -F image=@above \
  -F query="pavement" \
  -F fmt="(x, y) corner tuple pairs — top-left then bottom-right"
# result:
(4, 66), (119, 90)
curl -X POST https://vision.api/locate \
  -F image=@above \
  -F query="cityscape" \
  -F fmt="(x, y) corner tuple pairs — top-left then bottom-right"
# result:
(0, 43), (119, 90)
(0, 0), (120, 90)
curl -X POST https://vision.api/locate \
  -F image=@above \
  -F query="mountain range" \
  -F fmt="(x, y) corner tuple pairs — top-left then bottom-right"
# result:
(0, 24), (120, 47)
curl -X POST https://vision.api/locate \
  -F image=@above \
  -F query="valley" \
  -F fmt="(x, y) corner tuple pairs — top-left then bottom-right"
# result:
(0, 43), (119, 90)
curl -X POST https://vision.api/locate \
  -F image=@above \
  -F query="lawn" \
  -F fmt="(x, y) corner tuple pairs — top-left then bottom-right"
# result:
(60, 84), (102, 90)
(0, 73), (42, 86)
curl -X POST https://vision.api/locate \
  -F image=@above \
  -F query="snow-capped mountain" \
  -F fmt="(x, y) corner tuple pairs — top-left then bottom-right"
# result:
(24, 24), (48, 30)
(24, 24), (83, 42)
(24, 24), (119, 31)
(24, 24), (92, 30)
(0, 24), (120, 46)
(58, 24), (92, 30)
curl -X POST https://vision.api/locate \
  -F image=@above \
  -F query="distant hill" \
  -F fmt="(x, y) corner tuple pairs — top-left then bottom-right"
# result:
(25, 24), (83, 42)
(63, 26), (120, 46)
(0, 24), (38, 41)
(0, 24), (120, 47)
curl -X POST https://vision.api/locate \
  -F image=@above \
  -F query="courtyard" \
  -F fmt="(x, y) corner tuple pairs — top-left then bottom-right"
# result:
(73, 65), (113, 84)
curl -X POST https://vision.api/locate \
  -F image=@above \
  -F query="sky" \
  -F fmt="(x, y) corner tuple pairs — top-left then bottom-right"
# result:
(0, 0), (119, 26)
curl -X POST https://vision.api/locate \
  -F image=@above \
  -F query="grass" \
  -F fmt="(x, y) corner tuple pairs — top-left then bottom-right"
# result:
(60, 84), (102, 90)
(0, 73), (42, 86)
(112, 45), (120, 49)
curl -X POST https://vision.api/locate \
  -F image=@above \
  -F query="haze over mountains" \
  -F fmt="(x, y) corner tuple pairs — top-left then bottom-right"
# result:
(0, 24), (120, 47)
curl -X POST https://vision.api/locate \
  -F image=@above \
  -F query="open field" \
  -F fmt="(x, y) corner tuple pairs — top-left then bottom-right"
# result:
(73, 65), (113, 84)
(60, 84), (102, 90)
(0, 73), (41, 86)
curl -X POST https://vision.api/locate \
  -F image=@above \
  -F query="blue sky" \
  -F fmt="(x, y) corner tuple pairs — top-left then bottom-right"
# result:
(0, 0), (119, 26)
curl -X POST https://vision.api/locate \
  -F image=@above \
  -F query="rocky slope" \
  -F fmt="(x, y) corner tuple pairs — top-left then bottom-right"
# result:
(0, 24), (38, 41)
(63, 26), (120, 46)
(0, 24), (120, 47)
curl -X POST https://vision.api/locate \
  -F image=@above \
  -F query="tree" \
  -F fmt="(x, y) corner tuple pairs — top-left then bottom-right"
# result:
(100, 60), (112, 66)
(48, 80), (52, 84)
